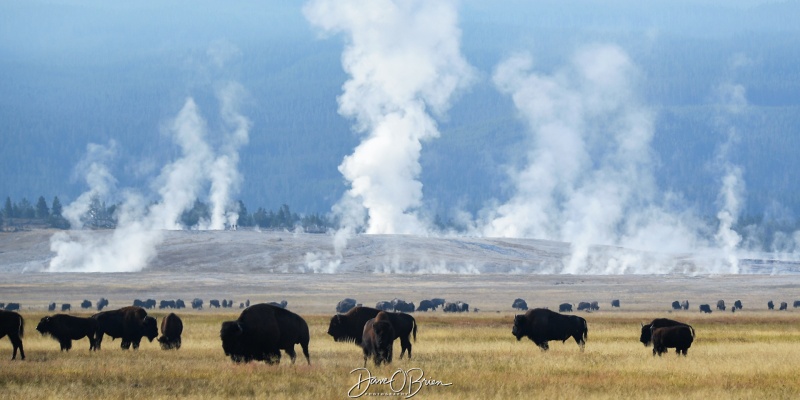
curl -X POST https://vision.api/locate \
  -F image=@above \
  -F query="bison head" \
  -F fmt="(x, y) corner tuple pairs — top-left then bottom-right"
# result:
(512, 315), (527, 341)
(36, 316), (54, 336)
(220, 321), (244, 359)
(143, 316), (158, 342)
(327, 315), (352, 342)
(639, 323), (653, 346)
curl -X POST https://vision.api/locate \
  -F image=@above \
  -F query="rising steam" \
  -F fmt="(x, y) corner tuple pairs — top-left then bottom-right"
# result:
(49, 82), (250, 272)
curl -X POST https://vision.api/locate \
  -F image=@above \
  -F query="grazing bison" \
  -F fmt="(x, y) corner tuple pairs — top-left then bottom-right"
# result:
(443, 301), (469, 313)
(392, 299), (415, 313)
(717, 300), (726, 311)
(375, 301), (393, 311)
(416, 300), (435, 312)
(5, 303), (20, 311)
(734, 300), (743, 310)
(577, 302), (591, 311)
(681, 300), (689, 310)
(611, 299), (620, 308)
(268, 300), (288, 309)
(512, 308), (587, 351)
(794, 300), (800, 308)
(36, 314), (97, 351)
(671, 301), (681, 310)
(639, 318), (694, 347)
(652, 325), (694, 356)
(362, 312), (395, 367)
(327, 306), (417, 359)
(48, 302), (57, 311)
(61, 303), (71, 312)
(209, 300), (221, 308)
(780, 302), (788, 310)
(559, 303), (573, 312)
(0, 310), (25, 360)
(590, 301), (600, 311)
(336, 298), (357, 313)
(430, 298), (446, 310)
(158, 313), (183, 350)
(159, 300), (176, 309)
(175, 299), (185, 309)
(97, 298), (109, 311)
(220, 303), (310, 365)
(699, 304), (712, 313)
(768, 300), (774, 310)
(92, 306), (158, 350)
(512, 298), (528, 311)
(81, 300), (92, 309)
(191, 298), (203, 310)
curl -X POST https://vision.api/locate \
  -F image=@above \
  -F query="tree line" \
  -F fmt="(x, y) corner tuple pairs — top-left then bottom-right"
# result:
(0, 195), (335, 233)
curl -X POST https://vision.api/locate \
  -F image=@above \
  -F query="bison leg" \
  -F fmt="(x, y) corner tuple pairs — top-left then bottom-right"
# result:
(285, 346), (297, 364)
(399, 336), (412, 359)
(60, 338), (73, 351)
(573, 334), (586, 352)
(95, 332), (104, 350)
(10, 334), (25, 360)
(301, 342), (310, 365)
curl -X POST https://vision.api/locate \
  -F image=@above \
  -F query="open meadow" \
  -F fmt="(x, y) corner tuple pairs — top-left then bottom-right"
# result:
(2, 309), (800, 399)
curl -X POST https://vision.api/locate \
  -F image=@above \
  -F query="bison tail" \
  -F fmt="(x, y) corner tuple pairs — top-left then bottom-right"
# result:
(18, 315), (24, 338)
(582, 319), (588, 341)
(412, 320), (417, 343)
(689, 325), (696, 339)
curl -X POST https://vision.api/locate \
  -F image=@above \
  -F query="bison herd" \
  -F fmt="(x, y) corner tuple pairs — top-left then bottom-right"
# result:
(1, 294), (799, 364)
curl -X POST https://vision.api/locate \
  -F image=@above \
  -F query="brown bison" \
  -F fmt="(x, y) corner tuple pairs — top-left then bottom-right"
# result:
(92, 306), (158, 350)
(512, 308), (587, 351)
(36, 314), (98, 351)
(361, 311), (395, 366)
(652, 325), (694, 356)
(0, 310), (25, 360)
(640, 318), (694, 347)
(327, 306), (417, 359)
(158, 313), (183, 350)
(220, 303), (310, 365)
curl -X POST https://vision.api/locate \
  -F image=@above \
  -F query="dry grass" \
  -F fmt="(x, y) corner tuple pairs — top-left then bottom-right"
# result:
(1, 311), (799, 399)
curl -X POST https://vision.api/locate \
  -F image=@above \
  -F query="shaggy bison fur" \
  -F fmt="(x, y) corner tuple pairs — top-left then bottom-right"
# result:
(220, 303), (310, 365)
(362, 312), (395, 367)
(512, 308), (587, 351)
(327, 306), (417, 359)
(0, 310), (24, 360)
(92, 306), (158, 350)
(36, 314), (98, 351)
(158, 313), (183, 350)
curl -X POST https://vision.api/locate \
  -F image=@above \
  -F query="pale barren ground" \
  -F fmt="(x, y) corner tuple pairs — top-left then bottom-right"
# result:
(1, 230), (799, 399)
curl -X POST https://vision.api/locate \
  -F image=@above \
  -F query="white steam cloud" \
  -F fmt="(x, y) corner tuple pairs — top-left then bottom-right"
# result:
(305, 0), (474, 237)
(49, 82), (251, 272)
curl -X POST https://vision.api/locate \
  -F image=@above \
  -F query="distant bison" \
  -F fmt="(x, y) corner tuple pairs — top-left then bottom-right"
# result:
(681, 300), (689, 310)
(48, 302), (57, 311)
(590, 301), (600, 311)
(652, 325), (694, 356)
(699, 304), (712, 313)
(336, 298), (357, 314)
(192, 298), (203, 310)
(175, 299), (185, 309)
(92, 306), (158, 350)
(559, 303), (573, 312)
(611, 299), (620, 308)
(443, 302), (469, 313)
(158, 313), (183, 350)
(268, 300), (288, 309)
(512, 308), (587, 351)
(36, 314), (97, 351)
(640, 318), (694, 348)
(375, 301), (392, 311)
(577, 302), (591, 311)
(780, 302), (788, 310)
(391, 299), (415, 313)
(717, 300), (726, 311)
(209, 300), (221, 308)
(220, 303), (310, 364)
(0, 310), (25, 360)
(5, 303), (20, 311)
(768, 300), (774, 310)
(327, 306), (417, 359)
(159, 300), (176, 309)
(794, 300), (800, 308)
(61, 303), (71, 312)
(512, 298), (528, 311)
(430, 298), (446, 310)
(81, 300), (92, 309)
(416, 300), (435, 312)
(97, 298), (109, 311)
(734, 300), (743, 310)
(362, 312), (395, 367)
(671, 301), (681, 310)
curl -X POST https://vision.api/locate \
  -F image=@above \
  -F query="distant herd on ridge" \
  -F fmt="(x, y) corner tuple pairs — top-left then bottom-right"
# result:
(1, 296), (799, 365)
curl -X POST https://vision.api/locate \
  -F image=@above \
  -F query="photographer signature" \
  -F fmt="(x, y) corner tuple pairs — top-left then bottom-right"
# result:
(348, 367), (452, 398)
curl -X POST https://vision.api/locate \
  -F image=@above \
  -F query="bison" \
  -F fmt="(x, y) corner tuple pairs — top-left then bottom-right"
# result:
(268, 300), (288, 309)
(768, 300), (774, 310)
(513, 308), (587, 351)
(652, 325), (694, 356)
(780, 302), (788, 310)
(577, 302), (591, 311)
(336, 298), (357, 313)
(443, 301), (469, 313)
(611, 299), (620, 308)
(158, 313), (183, 350)
(734, 300), (743, 310)
(0, 310), (25, 360)
(391, 299), (415, 313)
(430, 298), (446, 310)
(590, 301), (600, 311)
(4, 303), (20, 311)
(220, 303), (310, 365)
(671, 301), (681, 310)
(559, 303), (573, 312)
(327, 306), (417, 359)
(159, 300), (176, 309)
(191, 298), (203, 309)
(794, 300), (800, 308)
(362, 312), (395, 366)
(48, 302), (56, 311)
(36, 314), (97, 351)
(681, 300), (689, 310)
(717, 300), (726, 311)
(512, 298), (528, 311)
(209, 300), (221, 308)
(699, 304), (712, 313)
(97, 298), (109, 311)
(61, 303), (71, 312)
(81, 299), (92, 309)
(175, 299), (186, 309)
(640, 318), (694, 347)
(92, 306), (158, 350)
(375, 301), (392, 311)
(416, 300), (435, 312)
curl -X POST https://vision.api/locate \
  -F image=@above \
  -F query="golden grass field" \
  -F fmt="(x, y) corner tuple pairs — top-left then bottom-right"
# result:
(2, 310), (799, 399)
